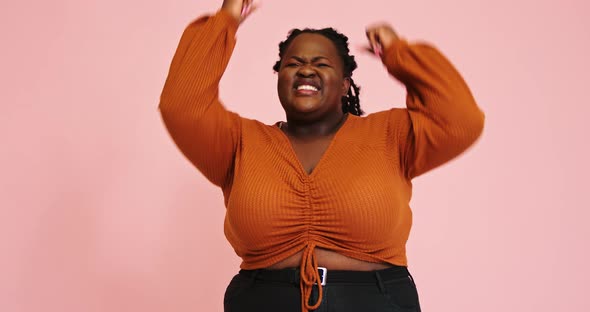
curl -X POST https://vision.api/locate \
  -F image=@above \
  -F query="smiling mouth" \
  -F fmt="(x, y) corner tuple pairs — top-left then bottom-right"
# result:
(295, 84), (320, 96)
(297, 85), (319, 91)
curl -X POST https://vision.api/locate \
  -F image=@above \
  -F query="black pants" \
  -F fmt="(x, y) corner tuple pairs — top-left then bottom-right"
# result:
(224, 266), (421, 312)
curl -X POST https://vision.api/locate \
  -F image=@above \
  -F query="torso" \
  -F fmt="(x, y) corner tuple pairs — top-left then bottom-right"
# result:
(277, 123), (394, 271)
(225, 113), (413, 270)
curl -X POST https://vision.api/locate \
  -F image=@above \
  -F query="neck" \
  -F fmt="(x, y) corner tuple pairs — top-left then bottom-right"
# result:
(282, 112), (348, 138)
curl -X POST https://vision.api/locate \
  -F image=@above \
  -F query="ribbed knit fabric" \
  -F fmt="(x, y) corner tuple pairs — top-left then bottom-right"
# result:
(159, 10), (484, 312)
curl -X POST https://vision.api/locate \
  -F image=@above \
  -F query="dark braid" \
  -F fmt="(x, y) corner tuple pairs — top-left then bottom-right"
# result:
(272, 28), (364, 116)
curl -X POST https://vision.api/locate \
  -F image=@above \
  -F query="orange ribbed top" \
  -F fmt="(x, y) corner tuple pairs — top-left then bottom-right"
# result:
(159, 10), (484, 311)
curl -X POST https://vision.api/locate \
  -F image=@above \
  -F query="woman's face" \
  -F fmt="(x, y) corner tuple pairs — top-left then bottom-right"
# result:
(277, 33), (350, 119)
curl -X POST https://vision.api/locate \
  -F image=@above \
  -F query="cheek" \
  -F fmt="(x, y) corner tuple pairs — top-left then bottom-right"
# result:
(277, 73), (292, 90)
(277, 73), (291, 89)
(277, 73), (293, 103)
(323, 76), (345, 95)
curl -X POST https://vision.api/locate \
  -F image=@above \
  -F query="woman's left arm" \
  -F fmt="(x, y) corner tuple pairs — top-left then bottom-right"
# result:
(366, 25), (485, 179)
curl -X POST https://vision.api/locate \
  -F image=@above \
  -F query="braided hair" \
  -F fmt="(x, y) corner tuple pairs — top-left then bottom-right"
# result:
(272, 28), (364, 116)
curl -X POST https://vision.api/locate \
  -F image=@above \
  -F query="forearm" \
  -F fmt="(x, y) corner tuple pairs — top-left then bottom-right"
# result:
(384, 39), (483, 126)
(159, 10), (239, 118)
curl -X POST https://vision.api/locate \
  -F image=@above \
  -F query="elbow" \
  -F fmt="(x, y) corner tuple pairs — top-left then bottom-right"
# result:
(158, 100), (174, 128)
(472, 108), (485, 142)
(158, 97), (188, 133)
(158, 95), (194, 126)
(468, 108), (485, 138)
(453, 108), (485, 151)
(158, 92), (174, 118)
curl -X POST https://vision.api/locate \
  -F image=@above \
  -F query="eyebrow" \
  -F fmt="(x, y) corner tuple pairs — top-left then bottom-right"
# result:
(288, 56), (330, 62)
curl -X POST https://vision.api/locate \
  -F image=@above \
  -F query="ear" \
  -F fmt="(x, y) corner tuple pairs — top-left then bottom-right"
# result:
(342, 77), (351, 96)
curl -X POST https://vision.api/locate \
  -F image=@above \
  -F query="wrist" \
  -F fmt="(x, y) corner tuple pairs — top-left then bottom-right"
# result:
(219, 6), (241, 24)
(217, 8), (240, 31)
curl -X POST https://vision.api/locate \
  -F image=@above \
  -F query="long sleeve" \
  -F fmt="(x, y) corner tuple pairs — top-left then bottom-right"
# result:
(159, 10), (241, 188)
(383, 39), (485, 179)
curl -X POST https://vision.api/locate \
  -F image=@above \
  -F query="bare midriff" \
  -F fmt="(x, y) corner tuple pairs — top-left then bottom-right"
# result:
(266, 247), (394, 271)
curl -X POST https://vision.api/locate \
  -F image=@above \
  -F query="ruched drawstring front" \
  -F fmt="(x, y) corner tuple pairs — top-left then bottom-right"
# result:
(300, 243), (323, 311)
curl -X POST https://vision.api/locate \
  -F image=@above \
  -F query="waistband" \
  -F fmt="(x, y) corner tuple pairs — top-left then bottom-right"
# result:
(239, 264), (411, 285)
(239, 244), (409, 312)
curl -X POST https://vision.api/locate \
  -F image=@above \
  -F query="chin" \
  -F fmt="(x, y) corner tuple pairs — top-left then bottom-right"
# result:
(290, 97), (323, 111)
(295, 102), (320, 112)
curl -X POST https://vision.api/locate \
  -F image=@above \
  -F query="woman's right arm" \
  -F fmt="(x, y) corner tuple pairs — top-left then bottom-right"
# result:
(159, 9), (242, 188)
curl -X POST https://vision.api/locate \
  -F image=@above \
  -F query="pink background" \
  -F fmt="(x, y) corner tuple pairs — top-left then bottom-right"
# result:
(2, 0), (589, 311)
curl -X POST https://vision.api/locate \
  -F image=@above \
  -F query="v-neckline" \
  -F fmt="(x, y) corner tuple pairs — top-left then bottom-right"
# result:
(275, 114), (352, 179)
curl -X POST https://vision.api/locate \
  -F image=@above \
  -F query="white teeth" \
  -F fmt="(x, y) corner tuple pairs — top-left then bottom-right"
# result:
(297, 85), (318, 91)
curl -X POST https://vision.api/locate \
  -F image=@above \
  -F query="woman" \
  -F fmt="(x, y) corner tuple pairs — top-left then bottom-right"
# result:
(159, 0), (485, 311)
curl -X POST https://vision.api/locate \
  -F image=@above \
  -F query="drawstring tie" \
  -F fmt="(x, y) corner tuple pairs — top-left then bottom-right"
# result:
(300, 243), (323, 311)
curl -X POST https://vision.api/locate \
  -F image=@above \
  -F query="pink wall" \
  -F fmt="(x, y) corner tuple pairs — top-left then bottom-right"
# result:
(2, 0), (589, 311)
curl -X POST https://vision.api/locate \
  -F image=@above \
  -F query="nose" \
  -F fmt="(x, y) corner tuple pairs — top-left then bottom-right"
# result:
(296, 64), (316, 78)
